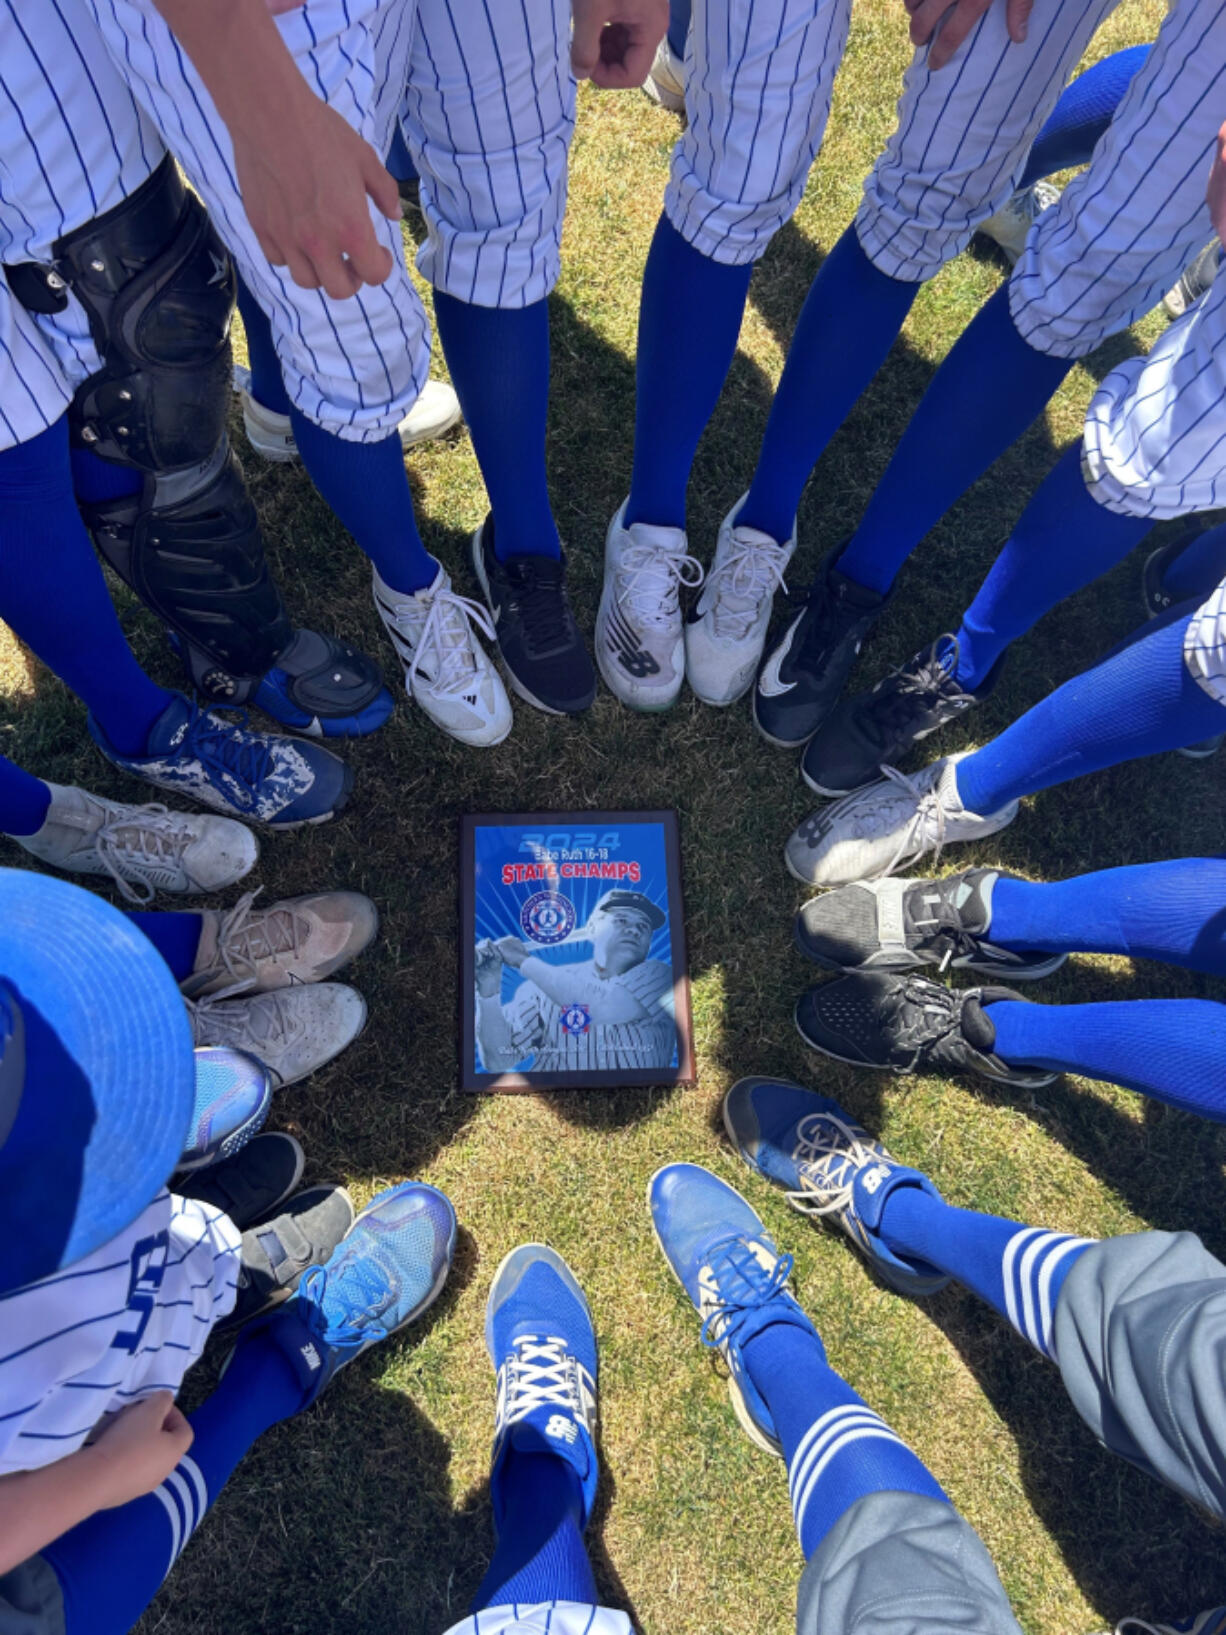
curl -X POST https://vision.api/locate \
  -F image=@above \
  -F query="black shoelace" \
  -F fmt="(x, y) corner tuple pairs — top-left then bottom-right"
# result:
(860, 642), (963, 745)
(879, 976), (966, 1070)
(503, 559), (575, 657)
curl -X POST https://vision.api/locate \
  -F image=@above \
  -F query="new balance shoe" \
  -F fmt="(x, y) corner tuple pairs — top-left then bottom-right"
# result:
(1162, 242), (1220, 320)
(175, 1131), (305, 1230)
(794, 870), (1066, 981)
(231, 1180), (457, 1409)
(222, 1184), (356, 1330)
(643, 32), (685, 111)
(598, 501), (704, 711)
(1104, 1611), (1226, 1635)
(182, 888), (379, 998)
(373, 563), (512, 747)
(785, 754), (1018, 888)
(976, 179), (1061, 266)
(234, 365), (462, 459)
(485, 1244), (600, 1530)
(188, 983), (367, 1087)
(722, 1077), (950, 1296)
(686, 498), (795, 706)
(649, 1161), (817, 1455)
(11, 782), (258, 905)
(177, 1046), (273, 1173)
(801, 638), (1002, 797)
(470, 519), (596, 715)
(753, 558), (889, 748)
(91, 694), (353, 828)
(795, 971), (1058, 1088)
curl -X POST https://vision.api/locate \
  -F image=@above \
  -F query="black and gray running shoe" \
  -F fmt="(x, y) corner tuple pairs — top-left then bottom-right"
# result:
(175, 1132), (305, 1230)
(801, 638), (1001, 797)
(221, 1184), (356, 1331)
(794, 869), (1067, 980)
(795, 971), (1057, 1088)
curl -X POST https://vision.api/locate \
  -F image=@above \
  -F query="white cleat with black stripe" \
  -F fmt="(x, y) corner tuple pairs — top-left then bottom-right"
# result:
(597, 501), (704, 710)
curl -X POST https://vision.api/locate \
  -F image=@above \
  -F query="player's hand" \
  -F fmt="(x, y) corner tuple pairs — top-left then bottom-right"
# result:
(84, 1394), (194, 1510)
(571, 0), (669, 89)
(494, 936), (531, 970)
(904, 0), (1031, 71)
(230, 89), (400, 298)
(475, 939), (504, 997)
(1208, 117), (1226, 249)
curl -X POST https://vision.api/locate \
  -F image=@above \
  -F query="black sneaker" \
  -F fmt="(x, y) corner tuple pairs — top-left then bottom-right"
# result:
(175, 1132), (305, 1230)
(220, 1184), (356, 1331)
(794, 971), (1057, 1087)
(794, 870), (1067, 981)
(753, 558), (888, 748)
(470, 517), (597, 715)
(801, 638), (1002, 796)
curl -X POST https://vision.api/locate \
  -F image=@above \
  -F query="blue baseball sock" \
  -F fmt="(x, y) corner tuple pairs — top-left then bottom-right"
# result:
(741, 1320), (945, 1559)
(41, 1327), (304, 1635)
(127, 911), (204, 982)
(69, 446), (143, 504)
(737, 226), (918, 550)
(667, 0), (690, 56)
(1160, 521), (1226, 602)
(470, 1450), (598, 1610)
(235, 276), (292, 416)
(624, 215), (753, 531)
(433, 290), (561, 561)
(835, 286), (1073, 596)
(875, 1185), (1092, 1361)
(952, 444), (1150, 689)
(990, 860), (1226, 976)
(385, 121), (418, 184)
(0, 754), (52, 836)
(0, 420), (174, 756)
(1018, 45), (1150, 187)
(955, 611), (1226, 815)
(987, 997), (1226, 1121)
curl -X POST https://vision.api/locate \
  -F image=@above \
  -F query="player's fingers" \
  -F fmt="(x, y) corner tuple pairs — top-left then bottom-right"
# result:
(906, 0), (949, 47)
(925, 0), (988, 67)
(338, 221), (395, 289)
(282, 245), (325, 291)
(1004, 0), (1031, 43)
(163, 1406), (194, 1453)
(313, 247), (363, 302)
(361, 148), (403, 222)
(571, 10), (603, 78)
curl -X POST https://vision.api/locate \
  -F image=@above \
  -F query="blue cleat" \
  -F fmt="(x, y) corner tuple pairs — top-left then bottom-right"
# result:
(648, 1162), (817, 1456)
(485, 1244), (600, 1529)
(723, 1077), (950, 1297)
(176, 1045), (273, 1173)
(90, 693), (353, 828)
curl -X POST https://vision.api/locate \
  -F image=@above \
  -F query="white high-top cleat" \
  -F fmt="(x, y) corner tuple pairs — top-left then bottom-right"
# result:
(784, 753), (1019, 888)
(977, 180), (1061, 266)
(686, 496), (795, 706)
(234, 366), (462, 461)
(597, 500), (704, 711)
(373, 564), (512, 747)
(188, 983), (368, 1087)
(13, 782), (258, 904)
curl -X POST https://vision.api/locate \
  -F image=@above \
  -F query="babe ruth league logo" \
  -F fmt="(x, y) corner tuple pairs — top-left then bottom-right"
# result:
(520, 890), (577, 945)
(560, 1004), (591, 1036)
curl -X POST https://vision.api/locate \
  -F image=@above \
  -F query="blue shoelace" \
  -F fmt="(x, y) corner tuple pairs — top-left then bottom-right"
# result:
(299, 1254), (394, 1351)
(179, 703), (278, 811)
(699, 1237), (795, 1352)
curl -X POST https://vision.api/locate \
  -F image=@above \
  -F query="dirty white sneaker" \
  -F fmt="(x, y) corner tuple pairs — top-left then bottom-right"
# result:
(643, 34), (685, 112)
(234, 366), (462, 461)
(977, 179), (1061, 266)
(182, 888), (379, 999)
(188, 983), (368, 1087)
(12, 782), (259, 905)
(597, 500), (704, 711)
(784, 753), (1018, 888)
(373, 564), (512, 746)
(686, 496), (795, 706)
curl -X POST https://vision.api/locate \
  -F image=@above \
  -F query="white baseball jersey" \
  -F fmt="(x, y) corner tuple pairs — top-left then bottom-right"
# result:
(0, 1189), (240, 1476)
(85, 0), (575, 441)
(500, 957), (676, 1072)
(443, 1603), (633, 1635)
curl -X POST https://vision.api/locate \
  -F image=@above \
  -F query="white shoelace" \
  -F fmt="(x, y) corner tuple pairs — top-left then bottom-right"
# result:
(90, 801), (195, 905)
(495, 1333), (595, 1432)
(187, 987), (300, 1058)
(616, 540), (704, 629)
(786, 1111), (879, 1216)
(708, 533), (791, 640)
(396, 585), (497, 698)
(201, 887), (306, 987)
(834, 761), (949, 881)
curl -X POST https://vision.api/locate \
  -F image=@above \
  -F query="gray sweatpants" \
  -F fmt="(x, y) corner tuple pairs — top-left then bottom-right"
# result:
(796, 1231), (1226, 1635)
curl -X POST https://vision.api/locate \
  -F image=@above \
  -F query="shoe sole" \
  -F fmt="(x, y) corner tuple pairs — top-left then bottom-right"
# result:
(790, 915), (1069, 982)
(801, 766), (873, 798)
(469, 530), (594, 718)
(793, 998), (1058, 1089)
(268, 761), (356, 830)
(645, 1168), (782, 1460)
(751, 689), (813, 750)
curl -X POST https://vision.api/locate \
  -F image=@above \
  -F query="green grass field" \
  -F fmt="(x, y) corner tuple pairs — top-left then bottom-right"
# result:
(6, 3), (1226, 1629)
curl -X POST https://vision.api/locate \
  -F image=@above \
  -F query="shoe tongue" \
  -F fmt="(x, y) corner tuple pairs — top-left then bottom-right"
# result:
(827, 564), (887, 610)
(961, 995), (997, 1052)
(507, 553), (563, 584)
(627, 519), (687, 556)
(143, 693), (192, 756)
(506, 1401), (592, 1482)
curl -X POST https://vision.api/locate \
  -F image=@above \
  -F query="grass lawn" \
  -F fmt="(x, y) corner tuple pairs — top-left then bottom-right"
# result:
(6, 1), (1226, 1629)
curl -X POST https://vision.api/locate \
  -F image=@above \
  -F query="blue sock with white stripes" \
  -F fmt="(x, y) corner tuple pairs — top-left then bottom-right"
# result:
(126, 911), (203, 982)
(433, 291), (562, 561)
(954, 611), (1226, 816)
(1017, 45), (1150, 188)
(987, 997), (1226, 1121)
(876, 1186), (1092, 1361)
(737, 225), (918, 550)
(235, 276), (292, 417)
(624, 216), (754, 531)
(0, 754), (52, 836)
(951, 444), (1150, 690)
(835, 286), (1073, 596)
(1160, 521), (1226, 602)
(470, 1450), (598, 1610)
(741, 1321), (946, 1559)
(41, 1330), (303, 1635)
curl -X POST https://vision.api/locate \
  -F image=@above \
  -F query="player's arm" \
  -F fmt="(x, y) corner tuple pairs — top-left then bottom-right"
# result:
(515, 953), (650, 1025)
(149, 0), (398, 297)
(903, 0), (1032, 71)
(474, 942), (526, 1071)
(571, 0), (669, 89)
(0, 1395), (192, 1574)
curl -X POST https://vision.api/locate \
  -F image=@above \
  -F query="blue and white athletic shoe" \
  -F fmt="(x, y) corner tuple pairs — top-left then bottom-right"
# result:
(176, 1045), (273, 1173)
(648, 1162), (818, 1456)
(723, 1078), (950, 1297)
(90, 693), (353, 828)
(485, 1244), (600, 1529)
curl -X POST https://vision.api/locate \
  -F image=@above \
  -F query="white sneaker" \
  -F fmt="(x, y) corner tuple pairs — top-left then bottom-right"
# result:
(233, 366), (462, 462)
(977, 180), (1061, 267)
(597, 501), (704, 711)
(373, 564), (512, 746)
(643, 34), (685, 113)
(685, 496), (795, 706)
(183, 888), (380, 998)
(188, 983), (367, 1087)
(1163, 242), (1221, 319)
(784, 753), (1018, 888)
(12, 782), (259, 905)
